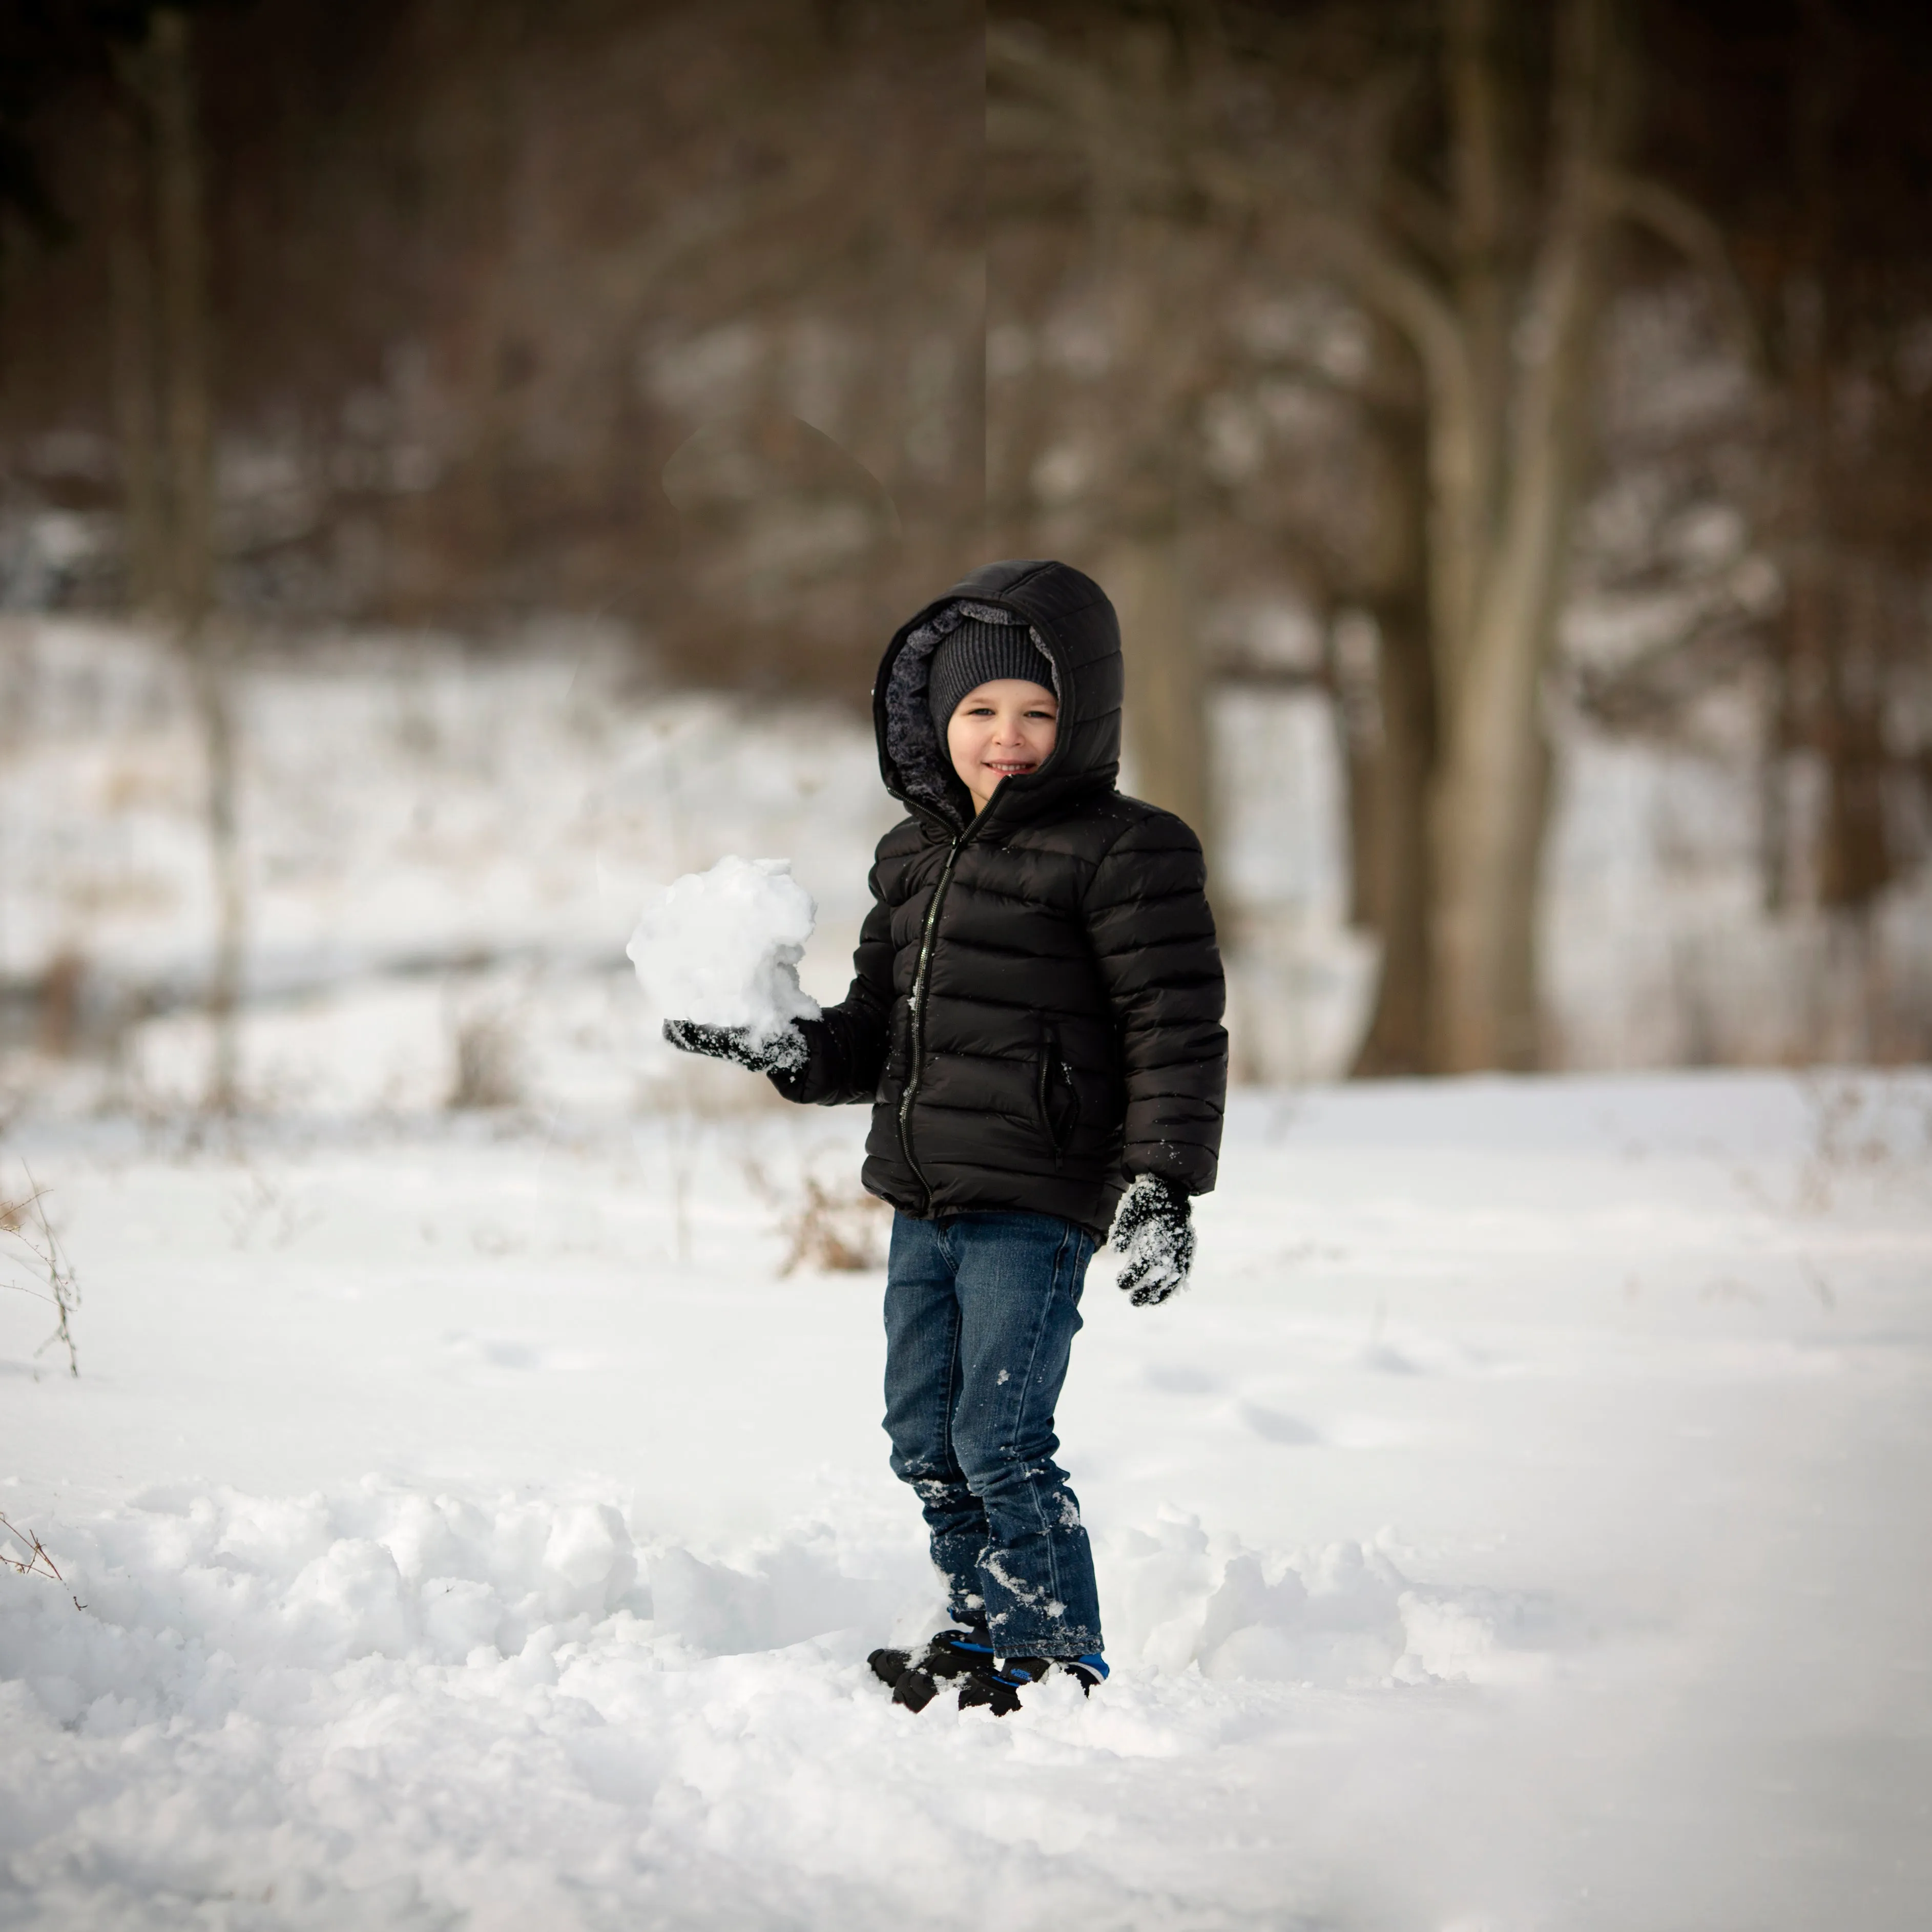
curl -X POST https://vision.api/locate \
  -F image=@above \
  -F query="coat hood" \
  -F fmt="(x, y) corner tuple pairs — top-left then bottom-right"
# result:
(872, 558), (1124, 833)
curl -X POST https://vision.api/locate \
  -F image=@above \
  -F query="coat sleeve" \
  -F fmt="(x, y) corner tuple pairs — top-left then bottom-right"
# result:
(768, 860), (894, 1107)
(1081, 811), (1229, 1194)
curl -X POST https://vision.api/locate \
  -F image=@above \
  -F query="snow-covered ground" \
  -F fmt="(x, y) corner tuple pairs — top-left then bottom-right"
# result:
(5, 1070), (1929, 1930)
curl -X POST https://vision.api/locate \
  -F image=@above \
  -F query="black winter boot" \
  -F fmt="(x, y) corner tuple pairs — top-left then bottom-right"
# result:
(867, 1624), (995, 1712)
(957, 1653), (1108, 1716)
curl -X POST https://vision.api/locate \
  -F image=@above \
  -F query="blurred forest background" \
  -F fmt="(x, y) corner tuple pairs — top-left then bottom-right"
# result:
(2, 0), (1930, 1119)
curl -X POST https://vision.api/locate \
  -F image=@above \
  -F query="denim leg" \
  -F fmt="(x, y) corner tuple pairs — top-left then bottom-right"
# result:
(881, 1211), (988, 1624)
(946, 1212), (1102, 1658)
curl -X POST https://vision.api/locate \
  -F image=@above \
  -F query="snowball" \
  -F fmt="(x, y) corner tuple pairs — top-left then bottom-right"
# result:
(626, 855), (821, 1044)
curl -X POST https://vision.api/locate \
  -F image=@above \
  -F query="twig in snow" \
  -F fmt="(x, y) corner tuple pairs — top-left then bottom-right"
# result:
(0, 1511), (64, 1583)
(0, 1511), (85, 1610)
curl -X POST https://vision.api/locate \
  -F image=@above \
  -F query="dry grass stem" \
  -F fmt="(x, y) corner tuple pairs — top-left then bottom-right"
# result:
(448, 1008), (525, 1111)
(1, 1167), (81, 1377)
(744, 1158), (887, 1276)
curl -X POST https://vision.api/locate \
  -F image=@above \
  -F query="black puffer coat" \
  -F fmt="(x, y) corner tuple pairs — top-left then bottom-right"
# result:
(774, 558), (1228, 1239)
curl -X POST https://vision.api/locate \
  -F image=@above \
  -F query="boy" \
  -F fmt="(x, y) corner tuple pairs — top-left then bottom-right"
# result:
(667, 558), (1227, 1714)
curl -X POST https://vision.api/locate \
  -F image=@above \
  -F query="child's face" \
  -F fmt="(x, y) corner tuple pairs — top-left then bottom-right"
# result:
(946, 678), (1059, 815)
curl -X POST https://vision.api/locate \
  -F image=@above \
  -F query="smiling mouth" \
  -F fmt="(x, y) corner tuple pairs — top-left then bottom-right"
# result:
(984, 760), (1037, 775)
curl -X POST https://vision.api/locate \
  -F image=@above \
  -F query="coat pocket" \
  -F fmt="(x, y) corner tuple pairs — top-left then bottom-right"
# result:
(1034, 1020), (1082, 1162)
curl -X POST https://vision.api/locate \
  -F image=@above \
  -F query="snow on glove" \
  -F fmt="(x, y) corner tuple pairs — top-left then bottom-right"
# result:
(1108, 1173), (1195, 1307)
(662, 1018), (807, 1076)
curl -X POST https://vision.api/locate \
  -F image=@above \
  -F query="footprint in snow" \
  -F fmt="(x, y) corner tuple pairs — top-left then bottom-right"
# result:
(1238, 1404), (1321, 1445)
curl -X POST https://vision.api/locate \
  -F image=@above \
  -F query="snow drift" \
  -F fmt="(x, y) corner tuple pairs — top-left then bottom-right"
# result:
(0, 1481), (1535, 1931)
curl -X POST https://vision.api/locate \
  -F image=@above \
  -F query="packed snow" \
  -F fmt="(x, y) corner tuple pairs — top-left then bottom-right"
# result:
(4, 1070), (1930, 1929)
(626, 856), (821, 1043)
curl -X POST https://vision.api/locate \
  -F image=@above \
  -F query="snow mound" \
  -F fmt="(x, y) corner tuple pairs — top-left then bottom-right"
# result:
(0, 1484), (1549, 1928)
(627, 855), (821, 1044)
(1108, 1508), (1551, 1690)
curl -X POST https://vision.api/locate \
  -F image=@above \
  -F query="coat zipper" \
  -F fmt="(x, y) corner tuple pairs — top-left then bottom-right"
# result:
(897, 829), (968, 1205)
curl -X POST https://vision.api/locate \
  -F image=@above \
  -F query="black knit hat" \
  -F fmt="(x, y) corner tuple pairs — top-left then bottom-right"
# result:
(928, 618), (1053, 739)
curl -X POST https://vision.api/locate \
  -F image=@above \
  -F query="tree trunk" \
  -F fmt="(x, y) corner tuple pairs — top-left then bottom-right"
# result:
(1783, 7), (1890, 919)
(1106, 526), (1212, 857)
(1350, 586), (1436, 1075)
(1430, 635), (1549, 1071)
(1438, 0), (1509, 655)
(150, 6), (243, 1113)
(1426, 0), (1626, 1071)
(1334, 612), (1383, 935)
(103, 72), (169, 615)
(1348, 311), (1436, 1078)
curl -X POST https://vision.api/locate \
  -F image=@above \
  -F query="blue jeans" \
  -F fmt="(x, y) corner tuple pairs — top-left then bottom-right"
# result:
(882, 1209), (1102, 1658)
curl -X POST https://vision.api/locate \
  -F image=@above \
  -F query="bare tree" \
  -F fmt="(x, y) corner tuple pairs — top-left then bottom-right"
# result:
(1086, 222), (1220, 842)
(988, 22), (1247, 854)
(1412, 0), (1632, 1069)
(991, 0), (1782, 1070)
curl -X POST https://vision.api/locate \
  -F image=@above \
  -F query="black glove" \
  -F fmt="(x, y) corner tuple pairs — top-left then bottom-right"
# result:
(1108, 1173), (1195, 1307)
(662, 1019), (807, 1076)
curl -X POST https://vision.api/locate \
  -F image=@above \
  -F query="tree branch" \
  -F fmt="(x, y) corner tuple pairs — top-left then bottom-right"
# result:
(988, 12), (1483, 638)
(1592, 168), (1764, 376)
(989, 22), (1469, 387)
